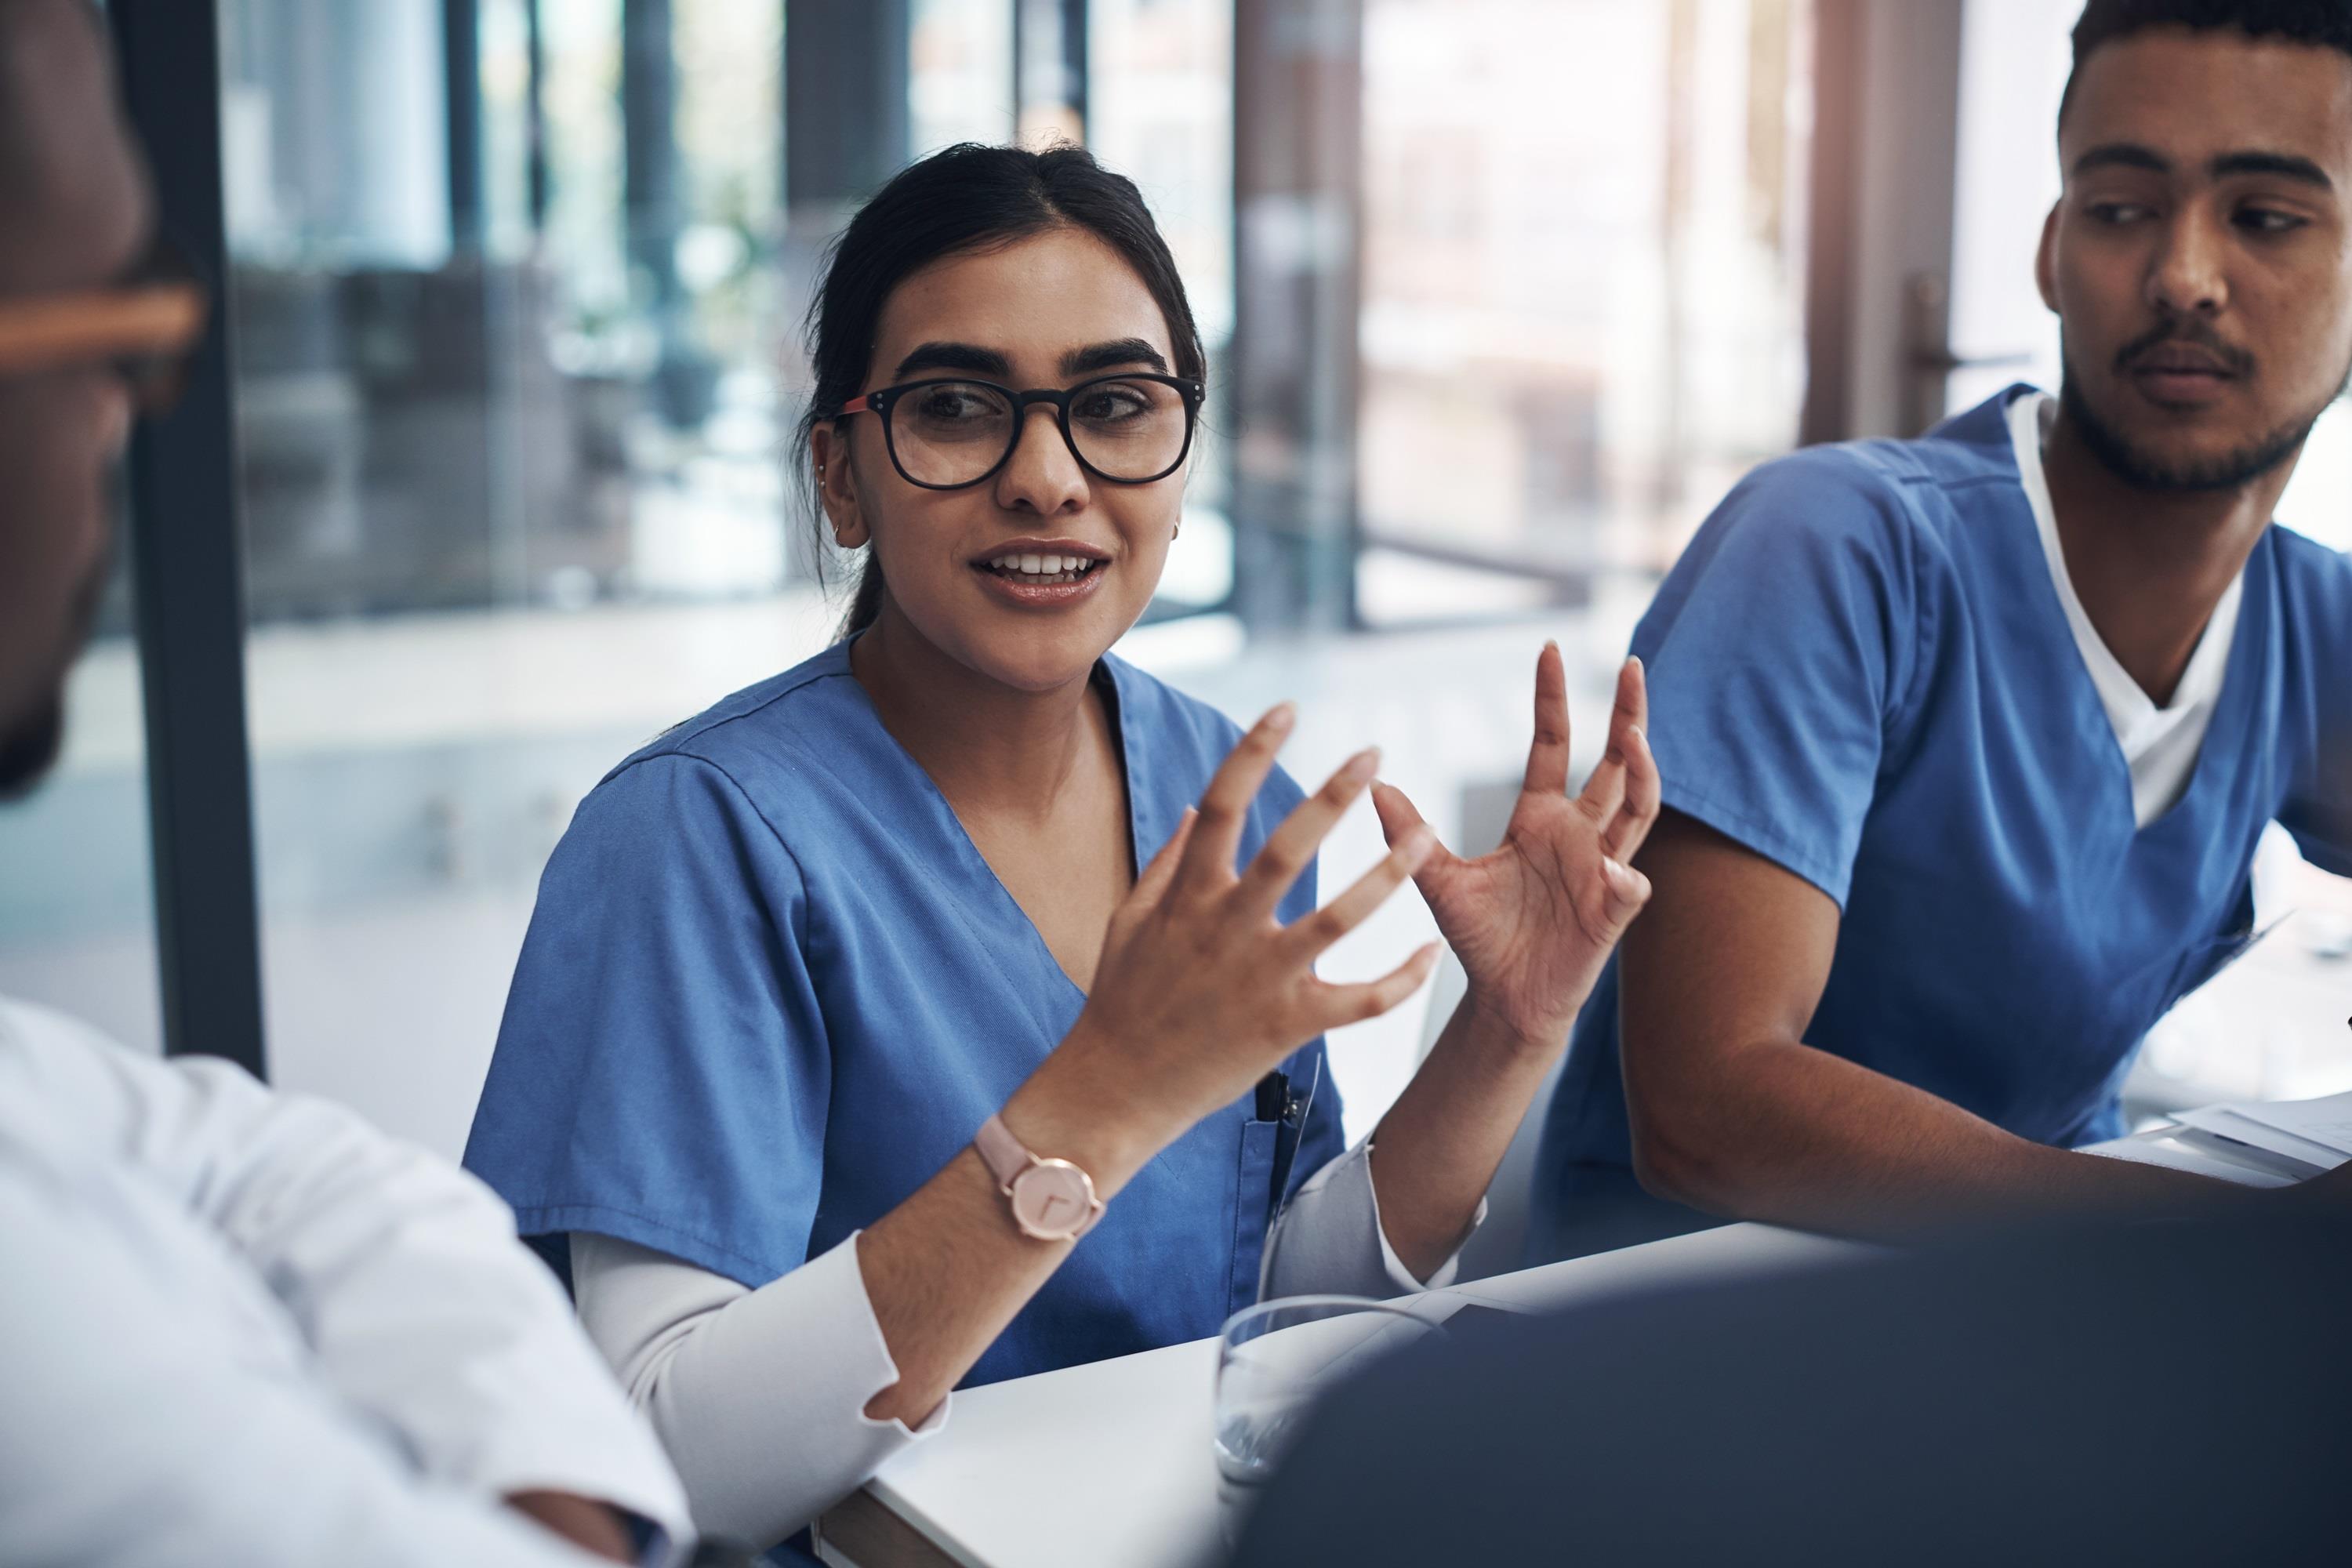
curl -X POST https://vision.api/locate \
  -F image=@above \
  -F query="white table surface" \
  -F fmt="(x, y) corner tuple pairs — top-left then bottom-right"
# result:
(822, 1126), (2296, 1568)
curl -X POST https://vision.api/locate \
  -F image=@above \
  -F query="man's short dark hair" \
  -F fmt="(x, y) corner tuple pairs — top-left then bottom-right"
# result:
(2059, 1), (2352, 129)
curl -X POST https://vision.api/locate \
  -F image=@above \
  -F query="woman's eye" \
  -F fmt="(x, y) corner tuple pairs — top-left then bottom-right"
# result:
(918, 389), (994, 420)
(1076, 387), (1149, 422)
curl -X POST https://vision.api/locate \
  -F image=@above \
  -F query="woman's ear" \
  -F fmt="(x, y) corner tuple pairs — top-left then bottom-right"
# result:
(811, 425), (870, 550)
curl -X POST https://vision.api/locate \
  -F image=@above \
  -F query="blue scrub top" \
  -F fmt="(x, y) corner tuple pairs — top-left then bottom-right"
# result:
(1534, 387), (2352, 1260)
(463, 641), (1344, 1388)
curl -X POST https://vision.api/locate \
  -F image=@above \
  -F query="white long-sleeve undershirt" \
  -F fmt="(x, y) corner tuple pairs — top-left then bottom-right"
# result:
(572, 1134), (1482, 1550)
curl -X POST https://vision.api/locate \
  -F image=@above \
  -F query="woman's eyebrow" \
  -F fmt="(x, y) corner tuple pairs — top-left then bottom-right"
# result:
(1061, 338), (1171, 377)
(891, 340), (1014, 380)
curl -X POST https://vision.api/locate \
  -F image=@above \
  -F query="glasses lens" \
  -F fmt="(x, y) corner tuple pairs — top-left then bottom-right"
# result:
(889, 380), (1017, 486)
(1067, 376), (1190, 481)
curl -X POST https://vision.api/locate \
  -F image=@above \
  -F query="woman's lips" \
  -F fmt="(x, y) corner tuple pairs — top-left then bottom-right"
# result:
(970, 556), (1109, 608)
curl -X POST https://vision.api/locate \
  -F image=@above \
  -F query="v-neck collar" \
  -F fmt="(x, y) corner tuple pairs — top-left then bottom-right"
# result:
(1996, 388), (2267, 836)
(2008, 390), (2245, 758)
(826, 636), (1155, 1007)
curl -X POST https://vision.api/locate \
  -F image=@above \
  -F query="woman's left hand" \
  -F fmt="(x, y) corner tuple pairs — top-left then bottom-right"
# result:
(1373, 644), (1660, 1054)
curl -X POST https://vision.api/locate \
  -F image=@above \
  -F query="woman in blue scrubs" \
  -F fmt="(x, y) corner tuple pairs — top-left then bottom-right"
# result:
(464, 143), (1660, 1556)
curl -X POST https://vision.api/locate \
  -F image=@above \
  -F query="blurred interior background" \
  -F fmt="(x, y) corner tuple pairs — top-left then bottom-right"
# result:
(4, 0), (2347, 1168)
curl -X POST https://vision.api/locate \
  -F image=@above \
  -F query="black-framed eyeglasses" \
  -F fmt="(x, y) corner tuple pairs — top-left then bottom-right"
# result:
(0, 231), (209, 413)
(833, 372), (1205, 491)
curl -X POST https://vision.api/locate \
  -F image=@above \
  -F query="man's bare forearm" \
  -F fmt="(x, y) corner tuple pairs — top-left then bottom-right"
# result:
(1628, 1036), (2251, 1239)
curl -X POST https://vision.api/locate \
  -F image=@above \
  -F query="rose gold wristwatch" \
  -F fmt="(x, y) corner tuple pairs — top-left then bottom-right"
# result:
(974, 1114), (1104, 1242)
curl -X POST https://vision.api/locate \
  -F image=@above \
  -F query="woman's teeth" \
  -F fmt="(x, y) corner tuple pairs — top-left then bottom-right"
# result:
(986, 553), (1098, 583)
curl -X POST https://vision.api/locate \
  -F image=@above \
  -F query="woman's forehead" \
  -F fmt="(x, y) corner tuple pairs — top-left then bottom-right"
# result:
(870, 227), (1176, 376)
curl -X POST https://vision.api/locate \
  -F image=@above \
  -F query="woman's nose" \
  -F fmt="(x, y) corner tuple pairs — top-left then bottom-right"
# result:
(993, 404), (1089, 515)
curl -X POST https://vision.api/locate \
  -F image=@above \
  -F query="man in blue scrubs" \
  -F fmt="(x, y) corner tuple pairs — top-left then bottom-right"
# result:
(1535, 0), (2352, 1259)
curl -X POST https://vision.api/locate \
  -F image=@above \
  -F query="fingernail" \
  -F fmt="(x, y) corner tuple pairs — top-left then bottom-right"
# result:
(1630, 724), (1646, 744)
(1628, 655), (1644, 673)
(1343, 747), (1380, 779)
(1266, 702), (1298, 732)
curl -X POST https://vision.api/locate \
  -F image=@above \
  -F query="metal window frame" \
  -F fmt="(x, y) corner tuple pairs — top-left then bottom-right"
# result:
(107, 0), (267, 1077)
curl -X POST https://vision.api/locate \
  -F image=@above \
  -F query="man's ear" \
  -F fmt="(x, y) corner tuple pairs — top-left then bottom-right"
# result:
(811, 425), (869, 550)
(2034, 201), (2061, 314)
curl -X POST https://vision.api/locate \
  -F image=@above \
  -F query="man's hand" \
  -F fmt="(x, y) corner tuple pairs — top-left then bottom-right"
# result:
(506, 1490), (637, 1563)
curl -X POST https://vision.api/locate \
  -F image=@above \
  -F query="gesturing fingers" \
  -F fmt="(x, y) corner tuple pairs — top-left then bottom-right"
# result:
(1177, 703), (1295, 898)
(1131, 808), (1196, 912)
(1575, 656), (1646, 826)
(1237, 747), (1380, 916)
(1310, 942), (1443, 1029)
(1286, 824), (1439, 958)
(1370, 780), (1427, 845)
(1598, 856), (1653, 931)
(1594, 659), (1657, 862)
(1521, 641), (1573, 799)
(1602, 716), (1661, 863)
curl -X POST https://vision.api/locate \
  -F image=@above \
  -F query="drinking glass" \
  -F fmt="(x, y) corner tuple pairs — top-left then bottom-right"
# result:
(1212, 1295), (1445, 1544)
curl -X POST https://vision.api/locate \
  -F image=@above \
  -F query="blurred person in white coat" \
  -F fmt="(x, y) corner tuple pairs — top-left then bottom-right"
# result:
(0, 3), (699, 1563)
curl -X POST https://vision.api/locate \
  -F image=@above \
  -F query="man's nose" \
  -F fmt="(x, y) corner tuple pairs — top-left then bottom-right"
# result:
(2147, 207), (2229, 318)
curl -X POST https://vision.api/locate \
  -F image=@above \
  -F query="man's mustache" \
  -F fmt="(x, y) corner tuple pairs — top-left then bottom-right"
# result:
(2113, 315), (2255, 378)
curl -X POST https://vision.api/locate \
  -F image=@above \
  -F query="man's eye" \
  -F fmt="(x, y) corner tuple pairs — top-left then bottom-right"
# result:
(2089, 201), (2152, 225)
(2236, 208), (2307, 234)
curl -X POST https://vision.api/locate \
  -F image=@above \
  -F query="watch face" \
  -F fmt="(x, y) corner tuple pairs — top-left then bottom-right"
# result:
(1010, 1160), (1096, 1240)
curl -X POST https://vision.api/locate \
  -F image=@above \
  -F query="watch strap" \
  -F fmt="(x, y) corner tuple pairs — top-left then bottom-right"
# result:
(974, 1113), (1034, 1190)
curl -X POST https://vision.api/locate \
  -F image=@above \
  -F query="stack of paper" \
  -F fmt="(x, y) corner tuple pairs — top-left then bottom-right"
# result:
(2098, 1134), (2299, 1188)
(2172, 1091), (2352, 1174)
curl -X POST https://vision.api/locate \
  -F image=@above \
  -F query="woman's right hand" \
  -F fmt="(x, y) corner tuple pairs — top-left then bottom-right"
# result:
(1023, 703), (1442, 1171)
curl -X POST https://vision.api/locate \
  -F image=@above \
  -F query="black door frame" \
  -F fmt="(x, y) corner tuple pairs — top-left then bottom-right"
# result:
(107, 0), (268, 1078)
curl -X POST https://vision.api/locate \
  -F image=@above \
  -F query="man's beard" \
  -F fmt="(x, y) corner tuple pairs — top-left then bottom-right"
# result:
(0, 697), (64, 800)
(0, 550), (110, 800)
(2057, 325), (2339, 493)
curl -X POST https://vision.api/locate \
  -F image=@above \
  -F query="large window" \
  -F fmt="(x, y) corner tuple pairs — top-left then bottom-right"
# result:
(1091, 0), (1236, 613)
(0, 550), (165, 1055)
(1355, 0), (1816, 625)
(219, 0), (829, 1152)
(913, 0), (1015, 154)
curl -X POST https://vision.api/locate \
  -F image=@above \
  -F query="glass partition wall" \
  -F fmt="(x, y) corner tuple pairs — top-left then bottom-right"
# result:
(1355, 0), (1817, 625)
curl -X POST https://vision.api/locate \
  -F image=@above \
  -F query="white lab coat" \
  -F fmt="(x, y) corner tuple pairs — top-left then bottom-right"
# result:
(0, 995), (693, 1567)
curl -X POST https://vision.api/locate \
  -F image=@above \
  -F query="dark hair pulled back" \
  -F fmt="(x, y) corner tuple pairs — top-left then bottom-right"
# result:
(798, 143), (1206, 639)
